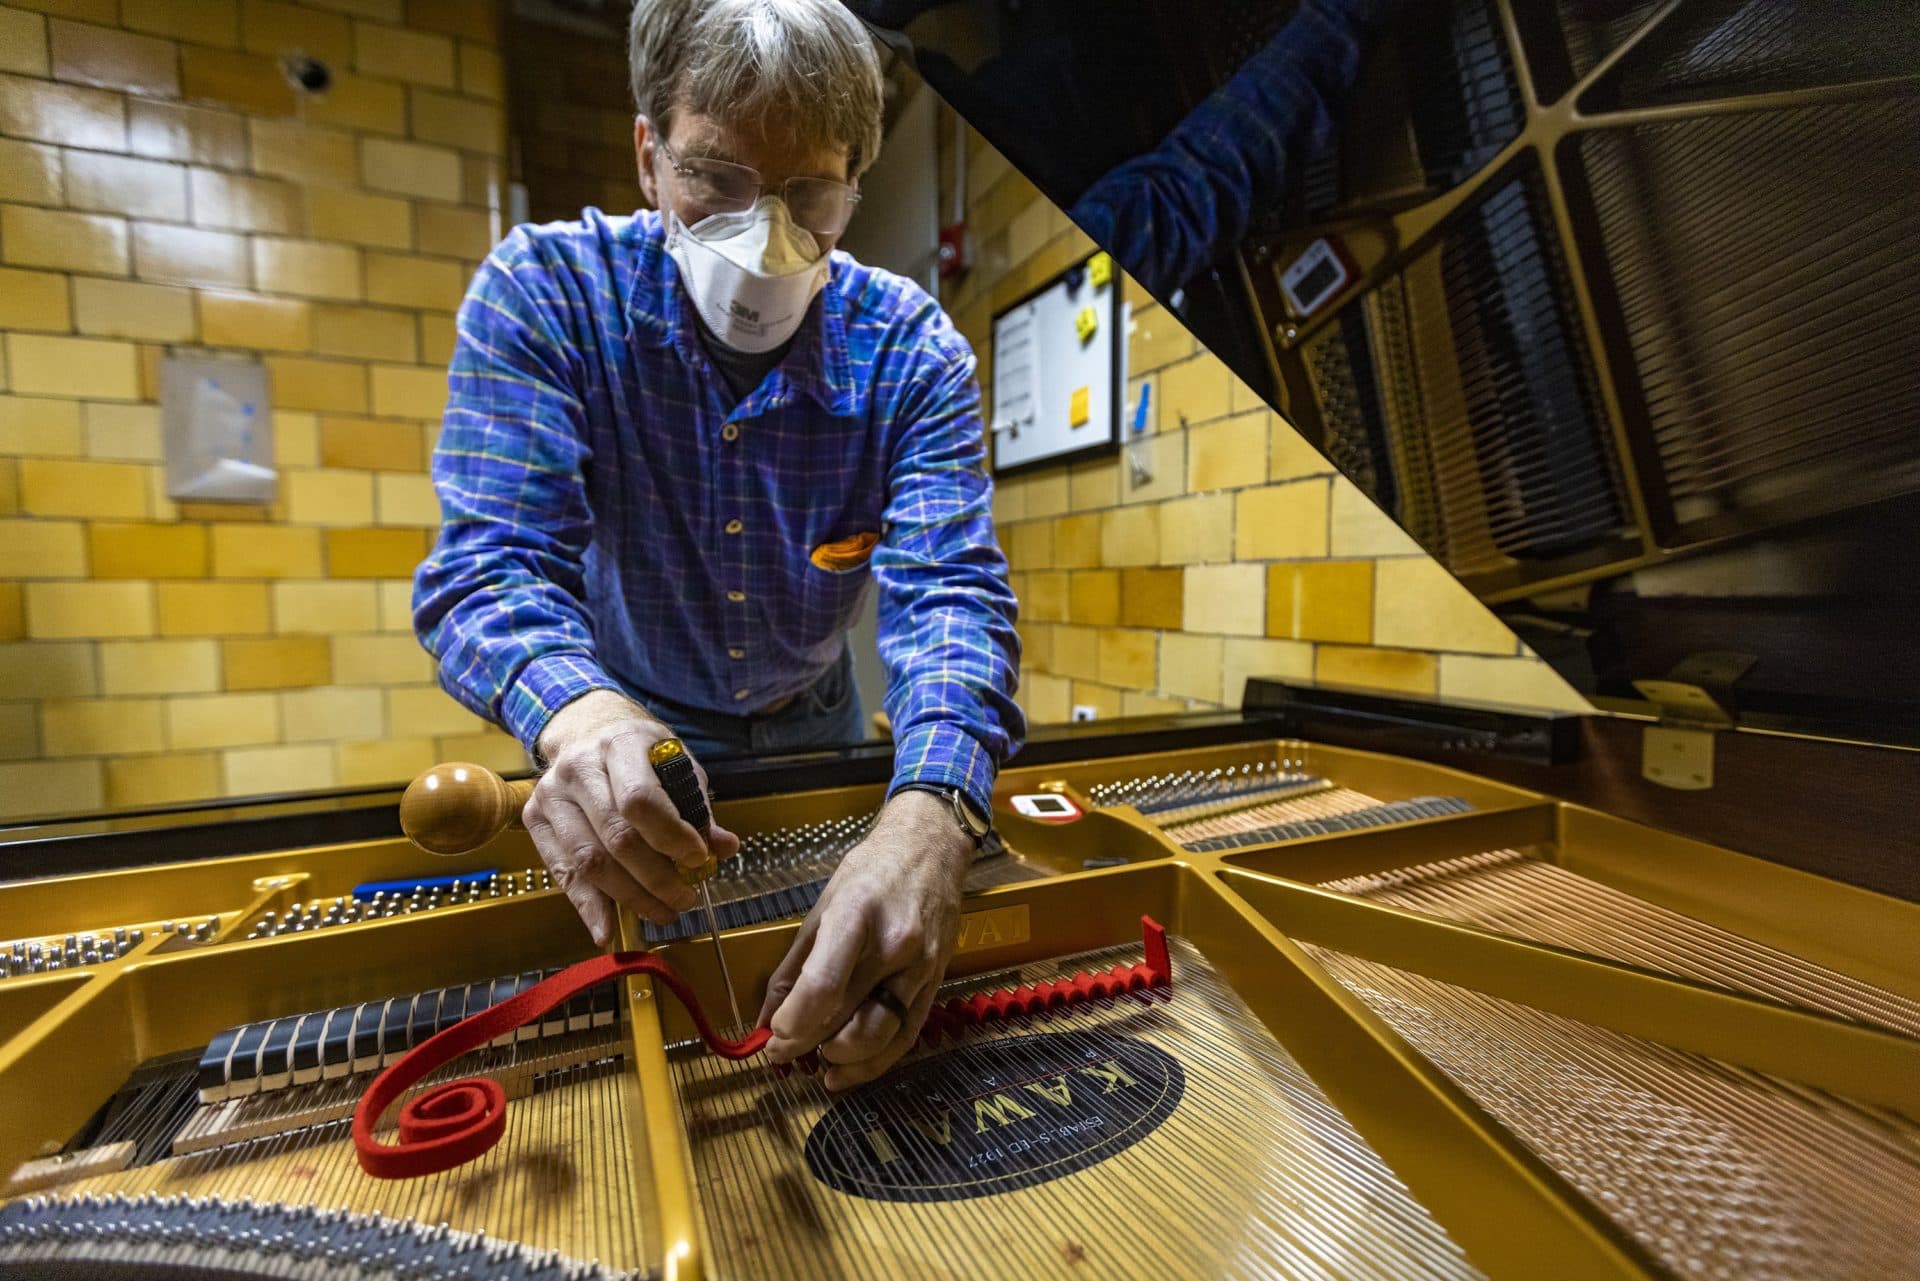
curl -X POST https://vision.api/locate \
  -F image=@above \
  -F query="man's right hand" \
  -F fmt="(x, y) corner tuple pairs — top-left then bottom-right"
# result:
(528, 690), (740, 947)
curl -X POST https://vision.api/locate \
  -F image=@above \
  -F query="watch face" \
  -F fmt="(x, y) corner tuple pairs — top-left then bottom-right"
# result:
(955, 790), (991, 838)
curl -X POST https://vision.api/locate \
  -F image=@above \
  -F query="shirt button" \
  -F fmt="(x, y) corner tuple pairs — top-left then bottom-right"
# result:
(725, 519), (743, 535)
(733, 688), (750, 701)
(721, 423), (740, 442)
(728, 647), (745, 659)
(727, 590), (746, 603)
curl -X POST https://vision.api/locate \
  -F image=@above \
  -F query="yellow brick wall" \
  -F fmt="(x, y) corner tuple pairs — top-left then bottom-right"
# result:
(937, 117), (1586, 725)
(505, 15), (642, 226)
(0, 0), (525, 820)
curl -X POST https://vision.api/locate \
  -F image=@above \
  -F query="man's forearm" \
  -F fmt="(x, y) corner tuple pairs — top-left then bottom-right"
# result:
(873, 787), (977, 870)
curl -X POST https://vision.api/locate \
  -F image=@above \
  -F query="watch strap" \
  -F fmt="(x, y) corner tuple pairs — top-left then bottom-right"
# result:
(897, 783), (990, 844)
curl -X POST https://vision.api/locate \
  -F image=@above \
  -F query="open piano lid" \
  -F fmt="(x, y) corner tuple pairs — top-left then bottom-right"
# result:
(853, 0), (1920, 749)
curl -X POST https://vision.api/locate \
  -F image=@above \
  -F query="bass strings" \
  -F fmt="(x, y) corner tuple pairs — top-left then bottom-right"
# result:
(40, 1022), (647, 1275)
(1321, 849), (1920, 1037)
(1305, 946), (1920, 1281)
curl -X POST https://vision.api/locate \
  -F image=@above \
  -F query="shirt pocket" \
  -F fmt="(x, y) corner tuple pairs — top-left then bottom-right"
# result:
(809, 530), (879, 573)
(797, 531), (876, 638)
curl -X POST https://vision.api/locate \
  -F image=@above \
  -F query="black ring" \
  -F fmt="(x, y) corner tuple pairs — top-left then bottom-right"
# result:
(867, 983), (910, 1025)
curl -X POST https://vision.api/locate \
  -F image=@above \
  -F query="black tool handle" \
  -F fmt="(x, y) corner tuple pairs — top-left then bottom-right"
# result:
(648, 738), (715, 883)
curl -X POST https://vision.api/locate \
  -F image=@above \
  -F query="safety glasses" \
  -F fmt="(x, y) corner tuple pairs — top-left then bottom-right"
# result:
(656, 135), (861, 238)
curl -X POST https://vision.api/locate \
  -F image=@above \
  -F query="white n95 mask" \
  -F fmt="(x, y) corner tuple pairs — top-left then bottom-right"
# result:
(665, 197), (830, 354)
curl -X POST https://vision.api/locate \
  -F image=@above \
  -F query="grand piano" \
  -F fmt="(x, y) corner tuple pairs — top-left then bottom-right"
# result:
(1, 3), (1916, 1278)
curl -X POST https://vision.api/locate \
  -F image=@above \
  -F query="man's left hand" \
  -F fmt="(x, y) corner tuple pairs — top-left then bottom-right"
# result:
(758, 789), (973, 1090)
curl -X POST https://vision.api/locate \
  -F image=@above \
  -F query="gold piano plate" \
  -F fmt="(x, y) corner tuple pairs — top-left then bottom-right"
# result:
(2, 739), (1917, 1280)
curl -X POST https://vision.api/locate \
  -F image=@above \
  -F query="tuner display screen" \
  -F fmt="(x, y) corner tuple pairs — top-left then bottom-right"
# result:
(1294, 257), (1340, 305)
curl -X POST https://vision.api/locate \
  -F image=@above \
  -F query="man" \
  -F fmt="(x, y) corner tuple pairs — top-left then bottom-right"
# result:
(413, 0), (1023, 1091)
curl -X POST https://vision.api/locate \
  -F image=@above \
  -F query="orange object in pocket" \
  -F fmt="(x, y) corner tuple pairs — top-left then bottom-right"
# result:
(810, 530), (879, 572)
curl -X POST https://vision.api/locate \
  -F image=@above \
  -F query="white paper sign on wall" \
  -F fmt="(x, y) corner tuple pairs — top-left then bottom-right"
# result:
(162, 353), (276, 504)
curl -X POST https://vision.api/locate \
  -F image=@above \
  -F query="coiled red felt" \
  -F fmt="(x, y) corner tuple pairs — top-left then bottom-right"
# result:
(355, 916), (1173, 1177)
(404, 1077), (502, 1140)
(353, 950), (769, 1180)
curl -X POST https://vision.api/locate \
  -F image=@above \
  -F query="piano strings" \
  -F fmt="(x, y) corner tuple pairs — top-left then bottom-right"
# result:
(1306, 945), (1920, 1281)
(1078, 748), (1476, 852)
(1319, 848), (1920, 1038)
(21, 974), (652, 1276)
(644, 816), (1042, 944)
(671, 936), (1487, 1280)
(1169, 794), (1474, 852)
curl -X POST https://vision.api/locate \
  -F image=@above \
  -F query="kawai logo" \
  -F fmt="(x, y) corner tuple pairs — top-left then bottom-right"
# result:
(805, 1030), (1184, 1202)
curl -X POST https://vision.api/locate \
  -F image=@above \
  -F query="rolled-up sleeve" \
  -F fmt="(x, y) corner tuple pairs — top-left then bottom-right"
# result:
(412, 233), (622, 750)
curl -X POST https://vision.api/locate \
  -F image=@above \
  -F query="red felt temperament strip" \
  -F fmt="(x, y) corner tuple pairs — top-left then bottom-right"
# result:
(353, 950), (770, 1179)
(354, 917), (1173, 1179)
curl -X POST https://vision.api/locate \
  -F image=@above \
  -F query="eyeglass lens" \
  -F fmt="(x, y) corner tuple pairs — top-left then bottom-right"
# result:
(665, 145), (857, 237)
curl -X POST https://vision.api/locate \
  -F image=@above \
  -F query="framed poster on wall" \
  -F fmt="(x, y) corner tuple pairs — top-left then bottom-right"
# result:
(989, 252), (1126, 476)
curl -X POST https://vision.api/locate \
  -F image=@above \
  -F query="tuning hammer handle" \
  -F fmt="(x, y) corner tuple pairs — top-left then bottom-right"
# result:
(400, 762), (533, 857)
(401, 744), (716, 875)
(648, 738), (716, 885)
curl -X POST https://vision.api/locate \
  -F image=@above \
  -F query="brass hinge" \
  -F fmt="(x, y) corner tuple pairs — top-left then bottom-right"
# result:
(1632, 653), (1756, 790)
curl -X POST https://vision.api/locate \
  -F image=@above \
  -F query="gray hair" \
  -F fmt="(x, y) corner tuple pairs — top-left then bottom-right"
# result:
(629, 0), (885, 176)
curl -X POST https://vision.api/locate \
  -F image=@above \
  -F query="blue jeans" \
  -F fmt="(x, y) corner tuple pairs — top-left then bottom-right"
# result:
(627, 646), (865, 763)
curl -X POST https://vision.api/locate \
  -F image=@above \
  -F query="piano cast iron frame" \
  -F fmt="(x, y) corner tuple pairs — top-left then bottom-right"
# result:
(3, 731), (1917, 1280)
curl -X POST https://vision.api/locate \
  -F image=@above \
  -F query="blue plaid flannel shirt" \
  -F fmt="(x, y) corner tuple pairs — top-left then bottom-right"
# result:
(414, 208), (1024, 817)
(1071, 0), (1400, 297)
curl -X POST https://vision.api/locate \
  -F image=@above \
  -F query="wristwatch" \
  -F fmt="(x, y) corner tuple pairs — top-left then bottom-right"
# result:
(898, 783), (991, 846)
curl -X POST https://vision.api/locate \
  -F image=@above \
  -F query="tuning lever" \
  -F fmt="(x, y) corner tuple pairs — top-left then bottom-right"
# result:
(399, 762), (532, 857)
(399, 748), (718, 863)
(647, 738), (744, 1035)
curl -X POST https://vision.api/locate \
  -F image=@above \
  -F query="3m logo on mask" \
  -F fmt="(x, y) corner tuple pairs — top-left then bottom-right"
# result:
(804, 1029), (1184, 1202)
(666, 197), (827, 354)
